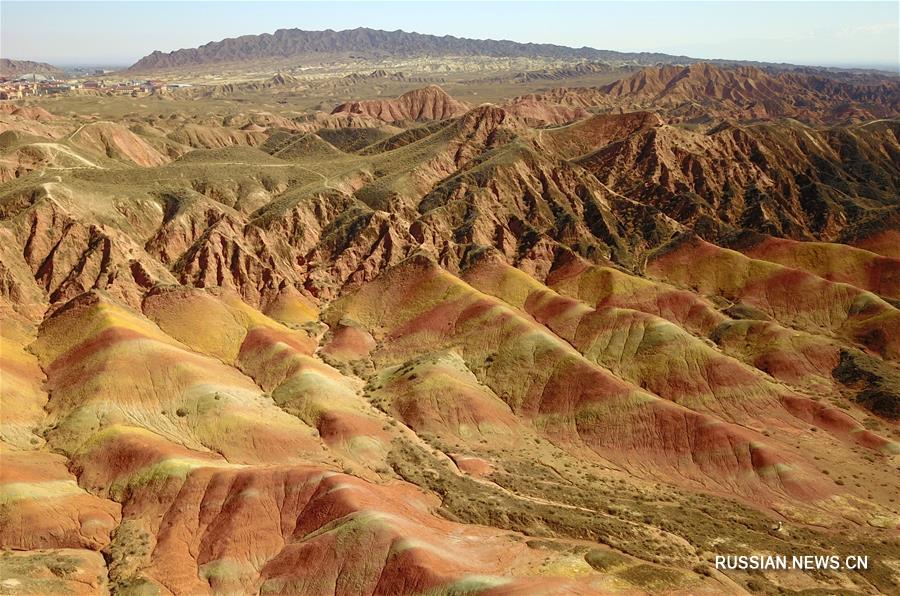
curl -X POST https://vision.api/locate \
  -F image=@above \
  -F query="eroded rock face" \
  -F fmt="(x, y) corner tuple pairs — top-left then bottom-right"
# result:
(600, 63), (900, 124)
(2, 68), (900, 594)
(332, 85), (470, 123)
(499, 98), (591, 126)
(575, 119), (900, 240)
(70, 122), (170, 167)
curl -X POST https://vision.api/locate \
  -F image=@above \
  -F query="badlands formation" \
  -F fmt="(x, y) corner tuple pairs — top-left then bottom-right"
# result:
(1, 60), (899, 595)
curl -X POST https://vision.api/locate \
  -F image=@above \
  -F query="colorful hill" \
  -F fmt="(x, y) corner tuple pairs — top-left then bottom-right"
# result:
(2, 64), (899, 594)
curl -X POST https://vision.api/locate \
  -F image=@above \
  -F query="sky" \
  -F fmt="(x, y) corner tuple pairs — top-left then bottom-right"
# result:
(2, 1), (898, 70)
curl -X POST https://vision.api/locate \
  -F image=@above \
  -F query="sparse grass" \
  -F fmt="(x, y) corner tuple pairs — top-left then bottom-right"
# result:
(584, 549), (629, 572)
(617, 564), (685, 591)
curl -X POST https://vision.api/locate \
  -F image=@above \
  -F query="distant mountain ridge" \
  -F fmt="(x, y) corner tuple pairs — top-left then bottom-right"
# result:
(0, 58), (63, 78)
(128, 27), (695, 71)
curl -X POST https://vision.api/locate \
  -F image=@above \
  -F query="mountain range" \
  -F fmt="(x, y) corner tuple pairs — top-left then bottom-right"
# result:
(0, 58), (64, 79)
(127, 27), (698, 71)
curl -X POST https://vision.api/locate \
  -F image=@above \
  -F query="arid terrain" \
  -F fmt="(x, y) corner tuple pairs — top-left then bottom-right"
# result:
(1, 28), (899, 595)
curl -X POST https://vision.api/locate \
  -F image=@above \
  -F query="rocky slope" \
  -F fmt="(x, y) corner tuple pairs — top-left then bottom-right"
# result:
(0, 58), (64, 79)
(506, 63), (900, 125)
(1, 71), (899, 594)
(331, 85), (469, 123)
(599, 63), (900, 124)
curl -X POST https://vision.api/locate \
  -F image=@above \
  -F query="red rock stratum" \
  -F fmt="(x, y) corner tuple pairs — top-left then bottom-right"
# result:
(2, 66), (899, 594)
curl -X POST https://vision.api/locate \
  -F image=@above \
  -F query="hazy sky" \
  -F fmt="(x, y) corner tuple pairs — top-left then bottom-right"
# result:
(2, 1), (898, 69)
